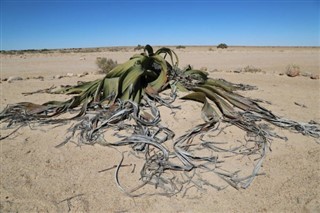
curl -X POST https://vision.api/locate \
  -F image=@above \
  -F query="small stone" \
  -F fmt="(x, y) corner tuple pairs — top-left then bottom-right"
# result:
(82, 71), (89, 76)
(301, 72), (311, 77)
(286, 69), (300, 77)
(310, 74), (319, 80)
(34, 76), (44, 80)
(54, 75), (63, 79)
(66, 73), (74, 77)
(77, 73), (85, 77)
(7, 76), (23, 83)
(285, 65), (300, 77)
(279, 73), (284, 76)
(50, 85), (64, 94)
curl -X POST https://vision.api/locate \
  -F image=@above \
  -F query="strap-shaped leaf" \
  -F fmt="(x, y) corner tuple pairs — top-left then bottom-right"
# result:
(144, 45), (154, 56)
(148, 54), (168, 92)
(202, 84), (252, 111)
(101, 77), (119, 101)
(205, 79), (237, 92)
(176, 82), (188, 92)
(205, 78), (256, 92)
(184, 69), (208, 81)
(155, 47), (179, 67)
(52, 79), (101, 95)
(117, 64), (147, 103)
(120, 80), (142, 103)
(106, 55), (144, 78)
(201, 84), (275, 118)
(193, 86), (237, 119)
(181, 91), (219, 122)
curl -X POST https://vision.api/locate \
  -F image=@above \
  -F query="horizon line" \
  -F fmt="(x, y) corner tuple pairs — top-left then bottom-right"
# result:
(2, 44), (320, 51)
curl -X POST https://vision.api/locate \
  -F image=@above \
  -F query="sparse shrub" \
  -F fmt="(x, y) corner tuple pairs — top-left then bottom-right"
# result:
(217, 43), (228, 49)
(96, 57), (118, 74)
(40, 49), (53, 54)
(59, 49), (69, 53)
(109, 47), (121, 52)
(242, 65), (262, 73)
(134, 44), (144, 51)
(176, 45), (186, 49)
(0, 50), (18, 55)
(23, 49), (37, 53)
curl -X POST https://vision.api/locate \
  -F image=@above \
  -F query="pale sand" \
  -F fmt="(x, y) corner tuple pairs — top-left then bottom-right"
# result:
(1, 46), (319, 212)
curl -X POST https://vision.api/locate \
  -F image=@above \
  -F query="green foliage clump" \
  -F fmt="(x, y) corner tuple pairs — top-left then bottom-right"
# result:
(217, 43), (228, 49)
(176, 45), (186, 49)
(134, 44), (144, 51)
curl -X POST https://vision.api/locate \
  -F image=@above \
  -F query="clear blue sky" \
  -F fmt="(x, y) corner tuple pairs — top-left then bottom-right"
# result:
(1, 0), (319, 50)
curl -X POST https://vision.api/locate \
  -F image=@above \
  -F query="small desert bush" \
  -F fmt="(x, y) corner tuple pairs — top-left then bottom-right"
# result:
(96, 57), (118, 74)
(0, 50), (21, 55)
(217, 43), (228, 49)
(134, 44), (144, 51)
(59, 49), (69, 53)
(176, 45), (186, 49)
(242, 65), (262, 73)
(40, 49), (53, 54)
(108, 47), (122, 52)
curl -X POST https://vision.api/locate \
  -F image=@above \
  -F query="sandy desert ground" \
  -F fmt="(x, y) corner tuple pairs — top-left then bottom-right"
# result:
(0, 46), (319, 212)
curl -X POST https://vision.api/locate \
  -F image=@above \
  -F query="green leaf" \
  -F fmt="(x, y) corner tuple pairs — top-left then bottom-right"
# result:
(172, 81), (189, 92)
(193, 86), (237, 119)
(184, 69), (208, 81)
(53, 79), (101, 95)
(202, 84), (251, 111)
(155, 47), (179, 67)
(106, 55), (144, 78)
(201, 84), (272, 116)
(144, 45), (154, 56)
(181, 92), (219, 122)
(101, 77), (120, 101)
(148, 55), (168, 92)
(116, 63), (147, 103)
(206, 79), (242, 92)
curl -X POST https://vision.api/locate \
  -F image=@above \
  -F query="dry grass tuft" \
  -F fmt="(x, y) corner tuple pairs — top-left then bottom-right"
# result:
(96, 57), (118, 74)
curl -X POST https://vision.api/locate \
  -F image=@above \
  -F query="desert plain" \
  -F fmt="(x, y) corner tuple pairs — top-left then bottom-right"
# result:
(0, 46), (319, 212)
